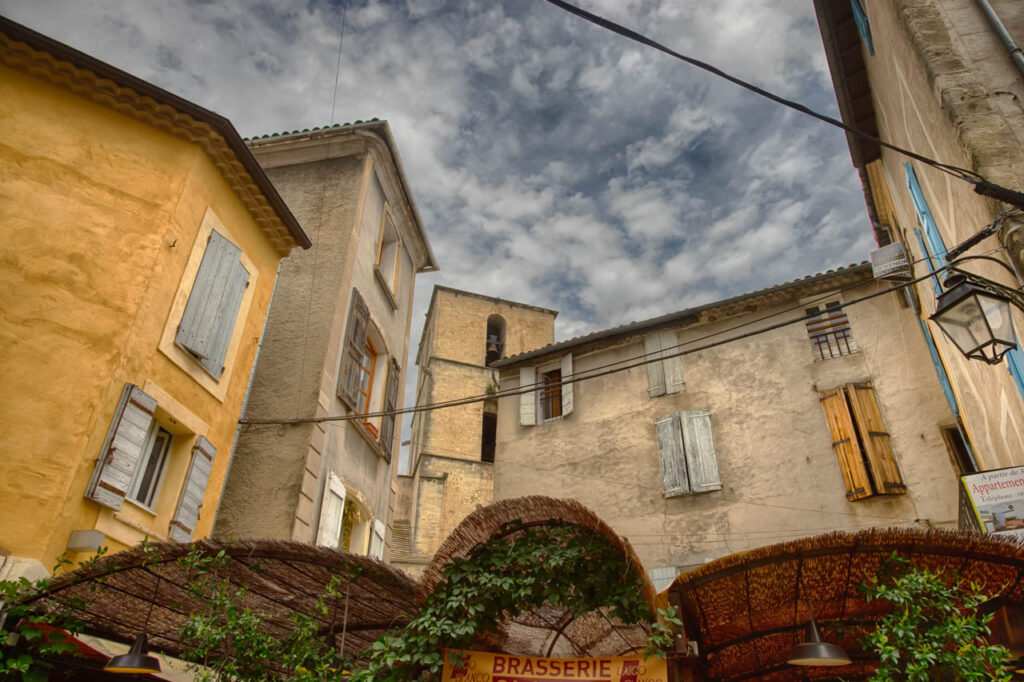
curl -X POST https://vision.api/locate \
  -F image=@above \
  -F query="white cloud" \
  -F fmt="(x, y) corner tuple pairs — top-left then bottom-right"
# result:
(1, 0), (871, 442)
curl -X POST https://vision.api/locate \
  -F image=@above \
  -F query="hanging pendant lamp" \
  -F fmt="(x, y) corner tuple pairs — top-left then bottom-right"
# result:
(104, 632), (162, 674)
(786, 617), (851, 666)
(105, 576), (162, 674)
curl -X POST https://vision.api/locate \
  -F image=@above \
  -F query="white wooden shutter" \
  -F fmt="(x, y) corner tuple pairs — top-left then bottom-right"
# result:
(680, 409), (721, 492)
(176, 230), (244, 365)
(338, 290), (370, 409)
(369, 519), (386, 560)
(645, 331), (684, 397)
(316, 473), (346, 548)
(168, 436), (215, 542)
(86, 384), (157, 510)
(661, 330), (685, 394)
(519, 366), (536, 426)
(560, 354), (574, 416)
(656, 413), (690, 497)
(644, 334), (667, 397)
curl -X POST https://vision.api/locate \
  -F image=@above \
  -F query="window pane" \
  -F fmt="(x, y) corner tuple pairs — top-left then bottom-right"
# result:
(133, 428), (171, 507)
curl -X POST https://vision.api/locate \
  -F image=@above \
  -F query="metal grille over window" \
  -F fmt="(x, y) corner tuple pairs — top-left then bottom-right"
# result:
(805, 302), (857, 360)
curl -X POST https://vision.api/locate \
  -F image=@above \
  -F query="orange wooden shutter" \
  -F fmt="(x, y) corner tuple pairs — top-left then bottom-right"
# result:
(819, 388), (873, 501)
(846, 382), (906, 495)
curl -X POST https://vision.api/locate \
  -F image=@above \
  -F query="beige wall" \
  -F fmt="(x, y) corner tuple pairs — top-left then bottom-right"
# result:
(216, 128), (428, 560)
(394, 287), (556, 573)
(494, 278), (961, 571)
(0, 63), (282, 569)
(857, 0), (1024, 468)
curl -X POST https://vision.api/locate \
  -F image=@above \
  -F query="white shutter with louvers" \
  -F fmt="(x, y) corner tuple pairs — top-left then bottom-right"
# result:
(168, 436), (216, 542)
(369, 519), (386, 560)
(661, 330), (685, 394)
(519, 366), (536, 426)
(680, 409), (721, 492)
(560, 354), (574, 416)
(316, 473), (346, 548)
(644, 334), (667, 397)
(176, 230), (244, 364)
(86, 384), (157, 510)
(656, 413), (689, 497)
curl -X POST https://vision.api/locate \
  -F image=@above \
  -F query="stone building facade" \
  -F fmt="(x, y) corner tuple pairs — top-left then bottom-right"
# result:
(214, 122), (437, 562)
(492, 265), (962, 587)
(391, 286), (556, 574)
(815, 0), (1024, 469)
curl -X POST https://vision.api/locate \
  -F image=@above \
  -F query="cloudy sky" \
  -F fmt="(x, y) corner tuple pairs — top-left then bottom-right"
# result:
(3, 0), (874, 464)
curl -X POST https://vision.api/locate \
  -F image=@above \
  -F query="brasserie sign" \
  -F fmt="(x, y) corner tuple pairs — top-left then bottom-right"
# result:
(442, 649), (667, 682)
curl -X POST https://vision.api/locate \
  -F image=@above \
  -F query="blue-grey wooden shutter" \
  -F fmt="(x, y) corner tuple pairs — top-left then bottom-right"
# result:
(560, 354), (574, 416)
(379, 358), (401, 461)
(849, 0), (875, 56)
(176, 230), (247, 378)
(519, 366), (536, 426)
(680, 409), (722, 493)
(86, 384), (157, 510)
(656, 413), (689, 497)
(906, 163), (948, 295)
(338, 289), (370, 409)
(168, 436), (215, 542)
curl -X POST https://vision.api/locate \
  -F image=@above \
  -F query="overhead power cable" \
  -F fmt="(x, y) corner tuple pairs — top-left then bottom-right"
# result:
(541, 0), (1024, 210)
(241, 264), (951, 426)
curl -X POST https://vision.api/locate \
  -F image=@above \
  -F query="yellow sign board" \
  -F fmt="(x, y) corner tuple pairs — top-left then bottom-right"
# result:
(442, 649), (668, 682)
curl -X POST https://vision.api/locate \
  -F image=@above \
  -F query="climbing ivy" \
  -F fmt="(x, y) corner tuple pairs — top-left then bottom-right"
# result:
(349, 521), (665, 682)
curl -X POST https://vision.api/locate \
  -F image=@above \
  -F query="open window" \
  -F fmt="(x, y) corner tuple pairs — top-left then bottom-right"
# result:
(486, 315), (506, 366)
(481, 399), (497, 463)
(375, 208), (401, 295)
(85, 383), (216, 542)
(805, 300), (857, 360)
(519, 355), (574, 426)
(819, 382), (905, 501)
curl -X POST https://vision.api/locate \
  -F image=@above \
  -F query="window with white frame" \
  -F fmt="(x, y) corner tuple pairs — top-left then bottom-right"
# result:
(175, 229), (250, 380)
(85, 383), (216, 542)
(518, 355), (575, 426)
(128, 425), (172, 508)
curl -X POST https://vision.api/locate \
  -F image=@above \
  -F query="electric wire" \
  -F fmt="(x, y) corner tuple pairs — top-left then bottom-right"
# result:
(541, 0), (983, 186)
(241, 264), (951, 426)
(328, 0), (348, 126)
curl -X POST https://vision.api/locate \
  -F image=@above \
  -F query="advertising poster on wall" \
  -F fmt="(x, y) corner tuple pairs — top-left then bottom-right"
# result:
(960, 466), (1024, 538)
(442, 649), (667, 682)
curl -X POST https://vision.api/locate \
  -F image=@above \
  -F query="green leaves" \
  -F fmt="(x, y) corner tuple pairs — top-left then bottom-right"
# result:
(860, 552), (1010, 682)
(350, 522), (664, 682)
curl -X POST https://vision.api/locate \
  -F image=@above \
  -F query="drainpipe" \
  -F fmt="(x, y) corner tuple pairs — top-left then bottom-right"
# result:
(974, 0), (1024, 78)
(212, 261), (282, 531)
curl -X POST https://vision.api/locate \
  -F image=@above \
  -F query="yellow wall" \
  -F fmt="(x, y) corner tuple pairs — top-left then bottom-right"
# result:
(0, 63), (281, 570)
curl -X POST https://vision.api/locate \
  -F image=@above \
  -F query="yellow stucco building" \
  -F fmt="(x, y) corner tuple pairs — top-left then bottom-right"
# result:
(0, 17), (309, 579)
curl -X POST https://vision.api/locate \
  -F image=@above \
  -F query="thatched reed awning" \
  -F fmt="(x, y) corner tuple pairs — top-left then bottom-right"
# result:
(30, 539), (421, 662)
(421, 496), (658, 659)
(669, 528), (1024, 681)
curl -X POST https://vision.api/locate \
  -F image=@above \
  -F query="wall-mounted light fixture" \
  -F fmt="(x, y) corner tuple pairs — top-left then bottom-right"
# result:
(931, 271), (1021, 365)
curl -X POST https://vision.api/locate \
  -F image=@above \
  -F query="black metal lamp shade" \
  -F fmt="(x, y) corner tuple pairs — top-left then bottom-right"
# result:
(787, 618), (851, 667)
(104, 632), (161, 674)
(931, 277), (1017, 365)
